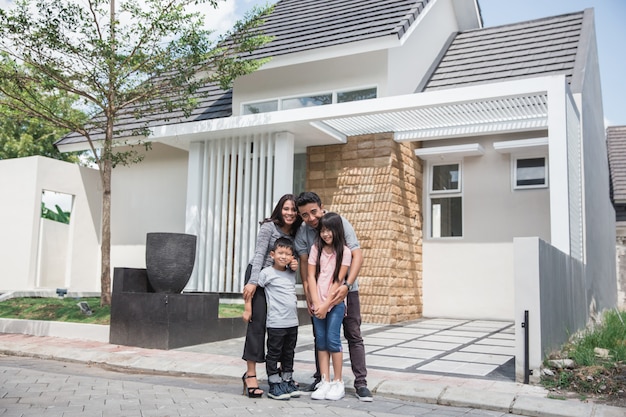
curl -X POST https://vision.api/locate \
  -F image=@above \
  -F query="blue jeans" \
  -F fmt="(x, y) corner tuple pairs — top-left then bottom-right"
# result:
(311, 291), (368, 389)
(312, 302), (345, 352)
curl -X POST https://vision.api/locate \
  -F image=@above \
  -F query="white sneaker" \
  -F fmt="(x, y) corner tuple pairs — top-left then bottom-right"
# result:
(310, 378), (331, 400)
(325, 380), (345, 400)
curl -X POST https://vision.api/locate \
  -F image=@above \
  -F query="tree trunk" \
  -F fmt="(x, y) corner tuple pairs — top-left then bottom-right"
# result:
(100, 155), (112, 306)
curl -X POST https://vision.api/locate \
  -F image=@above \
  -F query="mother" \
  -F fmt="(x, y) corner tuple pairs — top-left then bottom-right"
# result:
(241, 193), (302, 398)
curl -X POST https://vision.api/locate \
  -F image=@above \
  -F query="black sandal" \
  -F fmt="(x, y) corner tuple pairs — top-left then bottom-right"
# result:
(242, 373), (264, 398)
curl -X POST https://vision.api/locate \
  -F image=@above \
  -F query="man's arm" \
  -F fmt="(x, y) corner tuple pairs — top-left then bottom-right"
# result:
(299, 254), (314, 314)
(330, 248), (362, 305)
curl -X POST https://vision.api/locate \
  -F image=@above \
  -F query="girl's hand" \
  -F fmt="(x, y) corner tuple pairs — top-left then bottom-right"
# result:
(315, 304), (329, 319)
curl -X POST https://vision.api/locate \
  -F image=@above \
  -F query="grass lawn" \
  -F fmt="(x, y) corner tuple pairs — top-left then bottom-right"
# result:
(0, 297), (244, 325)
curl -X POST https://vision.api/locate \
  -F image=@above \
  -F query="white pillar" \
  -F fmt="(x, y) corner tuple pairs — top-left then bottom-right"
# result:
(184, 141), (204, 291)
(273, 132), (295, 201)
(514, 237), (542, 384)
(547, 76), (571, 255)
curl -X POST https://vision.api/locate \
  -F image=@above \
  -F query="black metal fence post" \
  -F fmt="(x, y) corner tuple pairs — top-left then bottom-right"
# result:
(522, 310), (530, 384)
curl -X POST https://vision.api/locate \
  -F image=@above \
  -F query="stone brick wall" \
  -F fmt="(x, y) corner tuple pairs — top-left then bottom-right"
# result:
(306, 133), (423, 324)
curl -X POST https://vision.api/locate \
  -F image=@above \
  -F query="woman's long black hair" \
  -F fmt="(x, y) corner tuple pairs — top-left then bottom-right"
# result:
(261, 193), (302, 237)
(314, 212), (346, 283)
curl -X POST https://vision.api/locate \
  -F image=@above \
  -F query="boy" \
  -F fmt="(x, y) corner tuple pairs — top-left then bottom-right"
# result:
(244, 237), (301, 400)
(294, 191), (373, 402)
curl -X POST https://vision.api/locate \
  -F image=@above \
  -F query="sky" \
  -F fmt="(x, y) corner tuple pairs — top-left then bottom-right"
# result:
(1, 0), (624, 126)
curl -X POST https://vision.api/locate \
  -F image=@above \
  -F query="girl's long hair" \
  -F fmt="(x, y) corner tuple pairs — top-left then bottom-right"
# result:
(261, 194), (302, 237)
(314, 212), (346, 283)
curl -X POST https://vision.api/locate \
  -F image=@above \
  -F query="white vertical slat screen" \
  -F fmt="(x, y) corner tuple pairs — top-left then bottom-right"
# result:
(185, 134), (276, 292)
(566, 93), (584, 262)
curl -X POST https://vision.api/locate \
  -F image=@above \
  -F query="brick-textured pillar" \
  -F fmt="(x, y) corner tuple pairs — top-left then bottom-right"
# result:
(306, 133), (423, 324)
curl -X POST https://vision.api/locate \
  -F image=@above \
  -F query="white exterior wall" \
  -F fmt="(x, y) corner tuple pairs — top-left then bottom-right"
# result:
(233, 50), (389, 115)
(0, 156), (101, 292)
(421, 134), (551, 319)
(110, 143), (188, 271)
(388, 0), (462, 95)
(514, 237), (586, 383)
(424, 242), (515, 319)
(37, 219), (69, 289)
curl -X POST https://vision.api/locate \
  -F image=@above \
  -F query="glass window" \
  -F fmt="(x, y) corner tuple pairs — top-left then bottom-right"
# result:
(337, 87), (377, 103)
(515, 157), (547, 188)
(431, 197), (462, 238)
(282, 94), (332, 110)
(242, 100), (278, 115)
(429, 163), (462, 238)
(432, 164), (460, 192)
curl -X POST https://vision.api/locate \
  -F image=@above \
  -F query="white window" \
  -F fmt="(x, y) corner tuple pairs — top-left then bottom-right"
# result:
(514, 156), (547, 189)
(241, 86), (377, 114)
(242, 100), (278, 115)
(430, 163), (462, 238)
(337, 87), (377, 103)
(282, 94), (332, 110)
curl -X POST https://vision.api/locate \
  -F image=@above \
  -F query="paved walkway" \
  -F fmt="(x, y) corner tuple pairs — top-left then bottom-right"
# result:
(180, 318), (516, 382)
(0, 318), (623, 416)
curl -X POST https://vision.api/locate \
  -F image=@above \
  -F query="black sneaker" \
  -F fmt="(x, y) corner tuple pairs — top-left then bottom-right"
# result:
(303, 377), (321, 393)
(284, 379), (302, 398)
(267, 382), (290, 400)
(355, 386), (373, 402)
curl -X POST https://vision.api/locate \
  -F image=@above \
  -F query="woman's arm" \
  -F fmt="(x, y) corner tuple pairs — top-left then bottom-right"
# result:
(243, 223), (273, 300)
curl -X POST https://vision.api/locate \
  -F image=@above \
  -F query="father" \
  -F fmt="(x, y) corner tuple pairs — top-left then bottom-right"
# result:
(294, 191), (373, 402)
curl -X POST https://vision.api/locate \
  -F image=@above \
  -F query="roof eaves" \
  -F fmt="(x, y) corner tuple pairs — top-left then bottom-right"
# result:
(392, 0), (429, 40)
(257, 34), (401, 70)
(569, 8), (595, 94)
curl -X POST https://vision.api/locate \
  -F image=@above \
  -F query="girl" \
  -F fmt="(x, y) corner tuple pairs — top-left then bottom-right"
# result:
(307, 212), (352, 401)
(241, 194), (302, 398)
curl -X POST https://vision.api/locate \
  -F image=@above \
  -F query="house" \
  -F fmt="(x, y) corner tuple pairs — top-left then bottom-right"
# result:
(51, 0), (617, 379)
(607, 125), (626, 309)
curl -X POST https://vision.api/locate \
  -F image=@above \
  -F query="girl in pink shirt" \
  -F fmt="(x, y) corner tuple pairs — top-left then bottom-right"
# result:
(307, 212), (352, 401)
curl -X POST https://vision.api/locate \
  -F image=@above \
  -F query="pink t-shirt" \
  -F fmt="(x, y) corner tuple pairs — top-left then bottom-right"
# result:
(308, 245), (352, 308)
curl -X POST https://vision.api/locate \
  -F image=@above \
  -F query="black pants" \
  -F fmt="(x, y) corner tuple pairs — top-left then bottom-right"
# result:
(266, 326), (298, 381)
(242, 264), (267, 363)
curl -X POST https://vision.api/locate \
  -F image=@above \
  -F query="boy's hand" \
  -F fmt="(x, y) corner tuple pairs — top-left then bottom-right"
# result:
(289, 258), (298, 271)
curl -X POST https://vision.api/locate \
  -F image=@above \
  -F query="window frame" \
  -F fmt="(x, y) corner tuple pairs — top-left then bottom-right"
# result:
(240, 85), (378, 115)
(512, 155), (548, 190)
(428, 161), (463, 239)
(241, 99), (279, 115)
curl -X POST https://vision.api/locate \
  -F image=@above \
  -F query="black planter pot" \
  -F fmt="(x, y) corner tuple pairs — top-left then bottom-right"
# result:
(145, 232), (197, 293)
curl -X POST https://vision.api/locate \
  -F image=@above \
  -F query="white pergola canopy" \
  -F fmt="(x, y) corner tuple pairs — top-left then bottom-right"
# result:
(318, 93), (548, 142)
(146, 76), (560, 153)
(57, 76), (560, 154)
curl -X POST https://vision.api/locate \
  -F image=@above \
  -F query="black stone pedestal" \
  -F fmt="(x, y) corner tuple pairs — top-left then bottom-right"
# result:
(110, 267), (248, 350)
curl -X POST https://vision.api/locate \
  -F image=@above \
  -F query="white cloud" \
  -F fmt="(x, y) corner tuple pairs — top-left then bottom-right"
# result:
(0, 0), (15, 10)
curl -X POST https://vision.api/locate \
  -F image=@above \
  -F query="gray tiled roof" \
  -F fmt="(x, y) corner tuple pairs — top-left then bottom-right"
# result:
(242, 0), (430, 59)
(423, 11), (584, 91)
(58, 0), (431, 146)
(607, 126), (626, 210)
(57, 4), (589, 146)
(59, 82), (232, 146)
